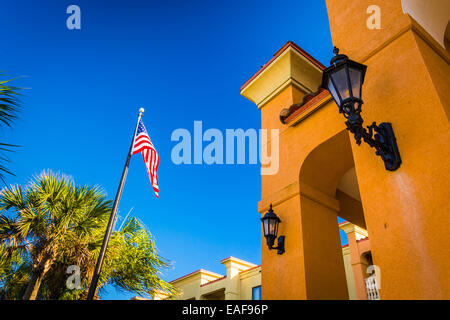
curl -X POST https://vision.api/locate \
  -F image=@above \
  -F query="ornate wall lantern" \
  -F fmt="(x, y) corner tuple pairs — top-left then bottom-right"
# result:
(321, 47), (402, 171)
(261, 204), (285, 255)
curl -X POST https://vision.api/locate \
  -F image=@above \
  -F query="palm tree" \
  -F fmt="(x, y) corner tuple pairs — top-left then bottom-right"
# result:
(0, 77), (22, 183)
(0, 171), (110, 299)
(40, 216), (176, 300)
(0, 171), (175, 300)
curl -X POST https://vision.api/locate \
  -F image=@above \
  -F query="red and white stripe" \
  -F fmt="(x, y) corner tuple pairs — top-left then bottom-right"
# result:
(132, 130), (159, 198)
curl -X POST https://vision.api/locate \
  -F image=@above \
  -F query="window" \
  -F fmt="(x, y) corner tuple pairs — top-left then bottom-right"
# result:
(252, 286), (261, 300)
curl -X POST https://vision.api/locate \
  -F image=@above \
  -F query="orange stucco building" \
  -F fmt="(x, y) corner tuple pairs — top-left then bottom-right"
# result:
(241, 0), (450, 299)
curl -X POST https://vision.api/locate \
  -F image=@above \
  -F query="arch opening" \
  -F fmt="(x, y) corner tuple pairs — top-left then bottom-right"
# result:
(299, 129), (373, 299)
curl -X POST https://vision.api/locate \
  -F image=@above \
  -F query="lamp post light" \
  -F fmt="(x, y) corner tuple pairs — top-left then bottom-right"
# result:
(261, 204), (285, 255)
(321, 47), (402, 171)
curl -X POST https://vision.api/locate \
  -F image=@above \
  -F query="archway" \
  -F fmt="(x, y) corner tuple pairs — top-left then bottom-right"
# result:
(299, 129), (370, 299)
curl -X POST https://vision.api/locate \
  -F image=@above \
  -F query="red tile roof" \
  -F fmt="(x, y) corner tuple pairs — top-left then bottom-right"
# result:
(282, 89), (330, 124)
(200, 276), (226, 287)
(239, 264), (261, 274)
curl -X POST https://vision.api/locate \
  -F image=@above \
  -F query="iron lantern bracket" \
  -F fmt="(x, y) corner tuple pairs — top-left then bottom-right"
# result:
(343, 108), (402, 171)
(268, 235), (285, 255)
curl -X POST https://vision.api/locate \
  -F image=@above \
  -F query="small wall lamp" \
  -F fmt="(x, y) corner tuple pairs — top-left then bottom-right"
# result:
(321, 47), (402, 171)
(261, 204), (285, 255)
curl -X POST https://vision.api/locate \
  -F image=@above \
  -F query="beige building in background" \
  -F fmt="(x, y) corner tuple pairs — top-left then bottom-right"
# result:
(340, 222), (373, 300)
(147, 235), (374, 301)
(152, 257), (261, 300)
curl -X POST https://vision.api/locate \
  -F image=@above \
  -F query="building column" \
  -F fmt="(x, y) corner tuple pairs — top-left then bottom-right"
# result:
(259, 182), (349, 300)
(299, 187), (349, 300)
(221, 257), (256, 300)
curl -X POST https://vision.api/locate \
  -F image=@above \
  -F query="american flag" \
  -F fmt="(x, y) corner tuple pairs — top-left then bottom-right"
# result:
(131, 119), (159, 198)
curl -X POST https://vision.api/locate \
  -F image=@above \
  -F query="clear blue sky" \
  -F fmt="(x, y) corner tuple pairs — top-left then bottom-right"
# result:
(1, 0), (347, 299)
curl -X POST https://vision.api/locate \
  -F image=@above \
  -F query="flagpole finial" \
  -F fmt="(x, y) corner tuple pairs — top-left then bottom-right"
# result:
(139, 108), (145, 115)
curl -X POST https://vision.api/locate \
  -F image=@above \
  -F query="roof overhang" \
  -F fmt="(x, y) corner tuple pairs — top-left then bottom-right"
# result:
(240, 41), (325, 109)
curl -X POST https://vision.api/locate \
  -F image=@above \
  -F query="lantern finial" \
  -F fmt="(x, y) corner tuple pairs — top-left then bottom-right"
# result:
(333, 46), (339, 56)
(330, 46), (348, 65)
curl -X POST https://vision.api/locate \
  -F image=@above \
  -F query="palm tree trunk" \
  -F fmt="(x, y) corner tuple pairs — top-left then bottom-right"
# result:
(23, 258), (53, 300)
(82, 287), (100, 300)
(22, 268), (45, 300)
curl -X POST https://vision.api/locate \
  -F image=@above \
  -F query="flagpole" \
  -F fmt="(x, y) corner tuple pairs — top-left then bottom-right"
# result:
(86, 107), (144, 300)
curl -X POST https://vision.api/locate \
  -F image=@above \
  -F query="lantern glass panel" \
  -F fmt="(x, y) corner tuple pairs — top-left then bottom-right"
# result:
(349, 66), (363, 100)
(263, 218), (269, 237)
(274, 219), (279, 237)
(268, 218), (275, 236)
(269, 217), (279, 237)
(327, 77), (341, 106)
(330, 66), (351, 101)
